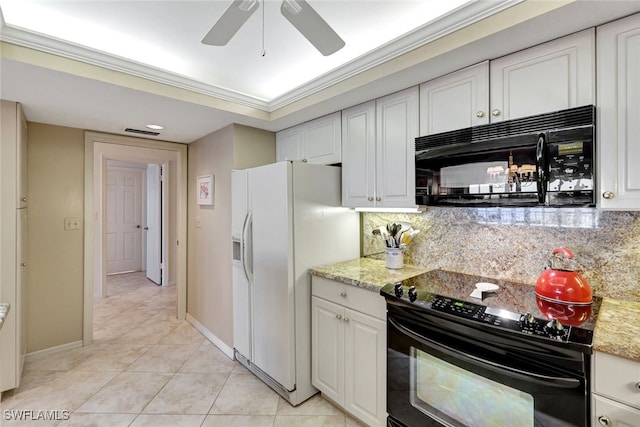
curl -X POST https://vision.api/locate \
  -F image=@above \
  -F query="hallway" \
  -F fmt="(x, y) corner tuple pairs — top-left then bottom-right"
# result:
(1, 272), (362, 426)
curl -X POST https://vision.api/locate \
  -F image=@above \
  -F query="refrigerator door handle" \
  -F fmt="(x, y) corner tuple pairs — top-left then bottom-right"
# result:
(242, 212), (253, 283)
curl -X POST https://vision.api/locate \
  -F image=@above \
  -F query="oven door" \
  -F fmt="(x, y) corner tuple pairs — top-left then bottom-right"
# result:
(387, 303), (588, 427)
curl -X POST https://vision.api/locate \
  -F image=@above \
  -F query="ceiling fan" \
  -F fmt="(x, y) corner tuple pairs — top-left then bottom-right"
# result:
(201, 0), (345, 56)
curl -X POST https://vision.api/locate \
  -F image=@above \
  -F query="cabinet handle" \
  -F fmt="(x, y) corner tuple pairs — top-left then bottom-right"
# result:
(343, 317), (350, 323)
(302, 159), (308, 163)
(367, 196), (374, 202)
(476, 111), (485, 118)
(21, 197), (27, 203)
(491, 109), (501, 117)
(20, 262), (27, 267)
(598, 415), (611, 427)
(336, 314), (342, 320)
(602, 191), (615, 200)
(340, 292), (347, 297)
(376, 196), (381, 201)
(636, 381), (640, 392)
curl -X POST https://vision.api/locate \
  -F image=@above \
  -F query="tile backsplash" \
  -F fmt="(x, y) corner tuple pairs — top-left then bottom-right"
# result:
(362, 208), (640, 302)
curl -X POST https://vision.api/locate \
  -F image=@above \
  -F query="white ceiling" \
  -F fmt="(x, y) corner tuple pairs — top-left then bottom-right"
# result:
(2, 1), (640, 143)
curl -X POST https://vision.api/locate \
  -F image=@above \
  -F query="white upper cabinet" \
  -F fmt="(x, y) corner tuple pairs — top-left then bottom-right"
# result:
(276, 112), (341, 165)
(419, 61), (490, 135)
(342, 87), (419, 209)
(597, 13), (640, 210)
(490, 29), (595, 122)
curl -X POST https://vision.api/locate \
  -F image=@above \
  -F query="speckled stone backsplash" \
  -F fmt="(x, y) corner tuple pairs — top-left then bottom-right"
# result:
(363, 208), (640, 302)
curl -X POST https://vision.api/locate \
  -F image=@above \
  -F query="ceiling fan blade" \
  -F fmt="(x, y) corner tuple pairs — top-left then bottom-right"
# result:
(280, 0), (345, 56)
(202, 0), (259, 46)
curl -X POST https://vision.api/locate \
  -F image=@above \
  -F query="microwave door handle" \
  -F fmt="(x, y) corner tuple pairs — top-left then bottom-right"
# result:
(536, 133), (547, 204)
(388, 316), (580, 389)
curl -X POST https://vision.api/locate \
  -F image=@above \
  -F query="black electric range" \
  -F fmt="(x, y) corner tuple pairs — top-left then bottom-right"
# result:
(380, 269), (602, 352)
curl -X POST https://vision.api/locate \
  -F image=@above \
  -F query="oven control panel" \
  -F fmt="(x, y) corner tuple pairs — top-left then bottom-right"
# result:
(430, 295), (569, 341)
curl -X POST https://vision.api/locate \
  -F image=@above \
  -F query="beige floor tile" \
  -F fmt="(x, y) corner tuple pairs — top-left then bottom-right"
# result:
(71, 343), (150, 372)
(75, 371), (173, 413)
(276, 394), (344, 416)
(158, 322), (207, 346)
(129, 414), (206, 427)
(273, 415), (346, 426)
(202, 414), (276, 427)
(2, 370), (119, 412)
(4, 272), (354, 426)
(125, 344), (199, 373)
(58, 412), (137, 427)
(143, 372), (228, 415)
(209, 373), (280, 416)
(179, 341), (236, 374)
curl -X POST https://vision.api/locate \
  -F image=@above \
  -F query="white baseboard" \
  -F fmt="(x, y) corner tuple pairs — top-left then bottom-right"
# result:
(26, 340), (83, 360)
(186, 313), (234, 359)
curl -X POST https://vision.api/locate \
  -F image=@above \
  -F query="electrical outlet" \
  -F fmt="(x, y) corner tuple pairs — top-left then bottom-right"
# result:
(64, 217), (81, 230)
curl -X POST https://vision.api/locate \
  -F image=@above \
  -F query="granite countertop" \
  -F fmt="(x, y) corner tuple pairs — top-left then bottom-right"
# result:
(309, 257), (428, 292)
(593, 298), (640, 362)
(310, 257), (640, 363)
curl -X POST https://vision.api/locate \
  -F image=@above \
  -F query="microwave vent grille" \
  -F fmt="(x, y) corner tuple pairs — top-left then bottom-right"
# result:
(416, 105), (595, 151)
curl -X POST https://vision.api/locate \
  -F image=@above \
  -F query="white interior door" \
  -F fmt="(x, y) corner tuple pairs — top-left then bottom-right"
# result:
(146, 164), (161, 284)
(106, 167), (143, 274)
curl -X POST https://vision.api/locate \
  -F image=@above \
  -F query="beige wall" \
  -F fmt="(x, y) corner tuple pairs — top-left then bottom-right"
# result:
(187, 124), (274, 348)
(27, 122), (85, 352)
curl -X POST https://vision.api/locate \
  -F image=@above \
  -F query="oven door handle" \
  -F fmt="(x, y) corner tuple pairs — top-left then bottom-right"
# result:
(389, 316), (581, 388)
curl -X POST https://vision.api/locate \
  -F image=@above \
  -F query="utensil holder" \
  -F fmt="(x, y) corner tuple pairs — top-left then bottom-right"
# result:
(385, 247), (404, 269)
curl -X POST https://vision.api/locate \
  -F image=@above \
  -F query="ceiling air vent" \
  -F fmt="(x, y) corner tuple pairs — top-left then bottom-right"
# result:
(124, 127), (160, 136)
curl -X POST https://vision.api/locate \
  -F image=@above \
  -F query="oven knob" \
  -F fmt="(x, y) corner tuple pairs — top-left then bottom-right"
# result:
(408, 286), (418, 302)
(521, 312), (536, 326)
(545, 318), (565, 336)
(393, 283), (403, 297)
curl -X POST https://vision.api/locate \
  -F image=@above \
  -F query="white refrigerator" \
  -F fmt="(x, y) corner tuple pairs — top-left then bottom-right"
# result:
(232, 161), (360, 405)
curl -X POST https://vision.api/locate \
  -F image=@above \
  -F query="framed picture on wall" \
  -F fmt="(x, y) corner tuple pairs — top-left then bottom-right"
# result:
(197, 175), (214, 205)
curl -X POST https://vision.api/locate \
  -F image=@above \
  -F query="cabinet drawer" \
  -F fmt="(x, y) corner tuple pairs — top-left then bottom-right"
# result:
(593, 393), (640, 427)
(312, 276), (386, 321)
(594, 351), (640, 410)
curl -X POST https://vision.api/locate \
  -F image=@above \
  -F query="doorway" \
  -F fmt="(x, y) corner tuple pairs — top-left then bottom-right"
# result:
(84, 132), (187, 346)
(105, 160), (166, 287)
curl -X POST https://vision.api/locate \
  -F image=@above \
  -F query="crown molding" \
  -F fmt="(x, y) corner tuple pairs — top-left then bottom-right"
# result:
(0, 0), (521, 114)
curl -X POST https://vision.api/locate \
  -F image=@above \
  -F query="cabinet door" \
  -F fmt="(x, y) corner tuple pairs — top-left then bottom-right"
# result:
(344, 307), (387, 427)
(305, 112), (341, 165)
(490, 29), (594, 122)
(597, 13), (640, 209)
(342, 101), (376, 208)
(276, 125), (304, 162)
(311, 296), (344, 405)
(375, 87), (419, 208)
(419, 61), (489, 135)
(593, 394), (640, 427)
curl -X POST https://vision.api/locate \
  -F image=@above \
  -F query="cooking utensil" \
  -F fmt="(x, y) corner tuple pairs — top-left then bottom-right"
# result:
(535, 247), (592, 304)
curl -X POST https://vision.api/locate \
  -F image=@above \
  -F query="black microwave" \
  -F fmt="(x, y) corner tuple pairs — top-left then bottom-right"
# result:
(415, 105), (595, 207)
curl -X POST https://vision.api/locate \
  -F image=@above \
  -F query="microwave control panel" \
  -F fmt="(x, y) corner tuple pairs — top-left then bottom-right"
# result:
(547, 140), (593, 192)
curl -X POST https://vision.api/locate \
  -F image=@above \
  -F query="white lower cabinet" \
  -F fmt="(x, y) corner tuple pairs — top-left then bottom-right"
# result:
(592, 351), (640, 426)
(311, 277), (387, 427)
